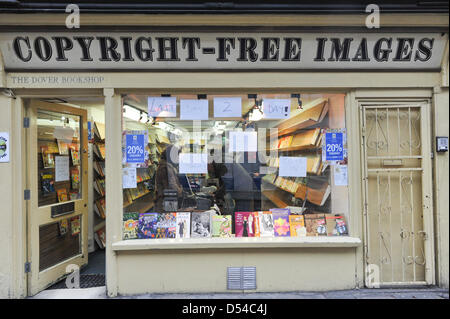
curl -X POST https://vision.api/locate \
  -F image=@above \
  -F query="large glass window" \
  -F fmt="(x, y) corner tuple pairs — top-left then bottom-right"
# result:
(121, 93), (349, 240)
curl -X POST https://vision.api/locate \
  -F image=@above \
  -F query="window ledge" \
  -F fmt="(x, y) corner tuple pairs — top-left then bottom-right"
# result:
(112, 236), (361, 251)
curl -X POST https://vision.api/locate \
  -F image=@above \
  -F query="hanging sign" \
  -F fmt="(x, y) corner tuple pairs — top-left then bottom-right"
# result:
(262, 99), (291, 119)
(279, 156), (307, 177)
(125, 133), (145, 163)
(148, 96), (177, 118)
(213, 97), (242, 118)
(180, 99), (209, 120)
(324, 132), (344, 161)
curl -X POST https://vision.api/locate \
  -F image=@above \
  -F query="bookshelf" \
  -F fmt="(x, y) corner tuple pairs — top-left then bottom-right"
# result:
(92, 121), (106, 249)
(262, 98), (331, 212)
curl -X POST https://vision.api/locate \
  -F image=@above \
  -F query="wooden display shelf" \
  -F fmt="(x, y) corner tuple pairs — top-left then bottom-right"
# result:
(268, 98), (328, 138)
(262, 189), (290, 208)
(263, 179), (330, 207)
(123, 190), (153, 208)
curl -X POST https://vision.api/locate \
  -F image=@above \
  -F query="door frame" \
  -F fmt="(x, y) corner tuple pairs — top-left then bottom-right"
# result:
(359, 99), (435, 287)
(25, 99), (89, 296)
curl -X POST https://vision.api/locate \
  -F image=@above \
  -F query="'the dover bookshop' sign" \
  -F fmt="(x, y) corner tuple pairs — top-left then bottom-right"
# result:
(0, 32), (447, 70)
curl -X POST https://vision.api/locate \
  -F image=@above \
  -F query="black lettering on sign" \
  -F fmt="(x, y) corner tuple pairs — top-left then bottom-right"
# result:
(237, 38), (258, 62)
(156, 37), (180, 61)
(13, 37), (32, 62)
(328, 38), (353, 61)
(314, 38), (327, 61)
(393, 38), (414, 61)
(135, 37), (154, 61)
(261, 38), (280, 61)
(34, 37), (52, 61)
(374, 38), (392, 62)
(282, 38), (302, 61)
(120, 37), (135, 61)
(216, 38), (235, 62)
(352, 38), (370, 62)
(52, 36), (73, 61)
(415, 38), (434, 62)
(182, 37), (201, 61)
(74, 36), (94, 61)
(97, 37), (121, 62)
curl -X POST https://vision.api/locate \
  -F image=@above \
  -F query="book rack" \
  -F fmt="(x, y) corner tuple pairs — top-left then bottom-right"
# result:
(262, 98), (331, 211)
(93, 121), (106, 249)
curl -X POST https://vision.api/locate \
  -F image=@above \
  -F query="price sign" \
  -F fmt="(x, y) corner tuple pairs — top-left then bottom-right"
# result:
(213, 97), (242, 118)
(180, 99), (209, 120)
(148, 97), (177, 117)
(126, 134), (145, 163)
(262, 99), (291, 119)
(325, 132), (344, 161)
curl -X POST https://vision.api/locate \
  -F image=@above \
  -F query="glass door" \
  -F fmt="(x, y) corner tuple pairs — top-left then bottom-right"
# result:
(26, 100), (88, 296)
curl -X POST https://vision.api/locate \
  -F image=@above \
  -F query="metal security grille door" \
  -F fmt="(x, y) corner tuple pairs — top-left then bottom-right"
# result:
(361, 103), (434, 287)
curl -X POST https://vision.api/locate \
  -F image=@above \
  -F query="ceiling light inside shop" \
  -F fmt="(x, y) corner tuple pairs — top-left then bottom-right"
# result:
(123, 104), (142, 122)
(249, 108), (263, 121)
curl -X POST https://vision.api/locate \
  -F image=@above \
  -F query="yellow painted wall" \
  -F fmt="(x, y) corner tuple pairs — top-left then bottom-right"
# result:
(433, 88), (449, 288)
(115, 248), (357, 294)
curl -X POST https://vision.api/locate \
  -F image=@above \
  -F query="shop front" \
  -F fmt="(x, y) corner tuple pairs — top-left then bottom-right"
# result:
(0, 8), (448, 298)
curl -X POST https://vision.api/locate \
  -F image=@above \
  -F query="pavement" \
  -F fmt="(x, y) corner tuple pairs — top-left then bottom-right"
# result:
(29, 286), (449, 299)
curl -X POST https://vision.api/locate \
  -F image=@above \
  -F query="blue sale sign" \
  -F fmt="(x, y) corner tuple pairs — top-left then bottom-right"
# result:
(325, 132), (344, 161)
(126, 134), (145, 163)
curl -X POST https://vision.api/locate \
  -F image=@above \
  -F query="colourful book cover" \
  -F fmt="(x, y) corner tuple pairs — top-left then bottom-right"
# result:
(57, 140), (69, 155)
(212, 215), (232, 238)
(235, 212), (251, 237)
(58, 219), (68, 236)
(191, 211), (212, 238)
(70, 148), (80, 166)
(123, 212), (139, 240)
(156, 213), (177, 238)
(305, 213), (327, 236)
(69, 191), (80, 201)
(272, 210), (290, 237)
(71, 168), (80, 189)
(96, 228), (106, 247)
(41, 147), (55, 168)
(326, 215), (348, 236)
(70, 216), (81, 236)
(176, 212), (191, 239)
(137, 212), (159, 239)
(57, 188), (68, 202)
(41, 173), (55, 195)
(252, 212), (261, 237)
(289, 215), (307, 237)
(258, 211), (274, 237)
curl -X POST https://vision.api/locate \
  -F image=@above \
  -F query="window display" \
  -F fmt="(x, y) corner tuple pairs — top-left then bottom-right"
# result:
(121, 93), (349, 241)
(37, 110), (82, 206)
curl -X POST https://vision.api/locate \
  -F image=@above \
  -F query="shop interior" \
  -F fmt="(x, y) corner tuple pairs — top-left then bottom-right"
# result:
(31, 91), (349, 289)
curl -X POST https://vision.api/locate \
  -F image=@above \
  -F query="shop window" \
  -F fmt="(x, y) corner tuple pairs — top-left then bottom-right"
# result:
(121, 93), (349, 240)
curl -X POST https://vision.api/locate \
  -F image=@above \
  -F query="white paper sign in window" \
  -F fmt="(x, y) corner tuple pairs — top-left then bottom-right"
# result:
(179, 153), (208, 174)
(180, 99), (209, 120)
(122, 167), (137, 189)
(262, 99), (291, 119)
(229, 131), (258, 152)
(148, 97), (177, 117)
(213, 97), (242, 118)
(279, 156), (307, 177)
(55, 155), (70, 182)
